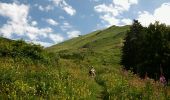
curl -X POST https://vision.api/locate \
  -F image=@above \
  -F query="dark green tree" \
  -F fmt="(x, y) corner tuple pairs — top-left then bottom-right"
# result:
(121, 20), (144, 73)
(121, 20), (170, 80)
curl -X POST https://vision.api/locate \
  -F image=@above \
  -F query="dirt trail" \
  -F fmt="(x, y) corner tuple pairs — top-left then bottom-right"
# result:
(94, 76), (109, 100)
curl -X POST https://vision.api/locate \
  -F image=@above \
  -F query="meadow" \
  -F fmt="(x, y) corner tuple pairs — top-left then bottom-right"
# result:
(0, 25), (170, 99)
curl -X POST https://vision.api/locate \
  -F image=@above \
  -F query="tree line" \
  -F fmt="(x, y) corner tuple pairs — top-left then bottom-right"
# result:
(121, 20), (170, 80)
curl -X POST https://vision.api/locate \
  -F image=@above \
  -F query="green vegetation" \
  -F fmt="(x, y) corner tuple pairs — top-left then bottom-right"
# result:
(0, 24), (170, 99)
(121, 20), (170, 80)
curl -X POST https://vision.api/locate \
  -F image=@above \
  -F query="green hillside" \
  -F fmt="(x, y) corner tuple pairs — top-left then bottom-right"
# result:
(47, 25), (129, 52)
(46, 25), (170, 99)
(0, 25), (169, 99)
(47, 25), (129, 68)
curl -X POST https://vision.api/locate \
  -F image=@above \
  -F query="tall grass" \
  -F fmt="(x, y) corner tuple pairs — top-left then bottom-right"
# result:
(0, 29), (170, 100)
(0, 57), (102, 99)
(95, 67), (170, 100)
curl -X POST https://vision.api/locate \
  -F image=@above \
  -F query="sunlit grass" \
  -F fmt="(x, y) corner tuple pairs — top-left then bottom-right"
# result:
(0, 25), (170, 99)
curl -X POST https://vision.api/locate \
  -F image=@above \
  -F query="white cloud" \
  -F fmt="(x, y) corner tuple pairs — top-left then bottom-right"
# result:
(0, 3), (29, 37)
(113, 0), (138, 11)
(67, 30), (81, 38)
(45, 5), (54, 11)
(46, 18), (58, 26)
(121, 18), (132, 25)
(60, 22), (72, 31)
(36, 0), (76, 16)
(137, 3), (170, 26)
(52, 0), (62, 5)
(0, 3), (29, 26)
(100, 13), (120, 27)
(38, 5), (44, 11)
(0, 3), (64, 46)
(154, 3), (170, 25)
(38, 5), (53, 12)
(94, 4), (119, 16)
(29, 40), (53, 47)
(62, 5), (76, 16)
(129, 0), (138, 4)
(52, 0), (76, 16)
(31, 21), (37, 26)
(49, 34), (64, 43)
(137, 11), (155, 26)
(94, 0), (138, 27)
(60, 21), (81, 39)
(26, 27), (52, 40)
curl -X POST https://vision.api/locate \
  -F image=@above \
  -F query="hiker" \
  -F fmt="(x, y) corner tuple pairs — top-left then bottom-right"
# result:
(89, 66), (96, 77)
(159, 74), (167, 86)
(144, 72), (149, 80)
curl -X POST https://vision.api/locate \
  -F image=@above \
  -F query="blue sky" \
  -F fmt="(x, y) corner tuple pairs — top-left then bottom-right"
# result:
(0, 0), (170, 47)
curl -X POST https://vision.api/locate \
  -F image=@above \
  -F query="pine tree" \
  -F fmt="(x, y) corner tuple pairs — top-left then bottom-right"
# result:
(121, 20), (170, 79)
(121, 20), (144, 73)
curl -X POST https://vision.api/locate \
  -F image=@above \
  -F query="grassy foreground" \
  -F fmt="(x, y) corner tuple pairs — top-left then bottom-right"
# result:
(0, 25), (170, 99)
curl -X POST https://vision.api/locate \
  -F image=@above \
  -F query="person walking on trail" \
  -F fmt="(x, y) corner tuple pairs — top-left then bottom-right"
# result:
(89, 66), (96, 77)
(159, 74), (167, 86)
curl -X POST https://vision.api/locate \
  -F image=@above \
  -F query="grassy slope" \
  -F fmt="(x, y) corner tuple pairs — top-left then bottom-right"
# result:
(47, 25), (129, 67)
(47, 25), (128, 52)
(47, 25), (170, 99)
(46, 25), (130, 99)
(0, 25), (169, 99)
(47, 25), (128, 66)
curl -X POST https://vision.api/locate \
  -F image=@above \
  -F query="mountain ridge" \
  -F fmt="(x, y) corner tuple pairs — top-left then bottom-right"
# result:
(46, 25), (130, 53)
